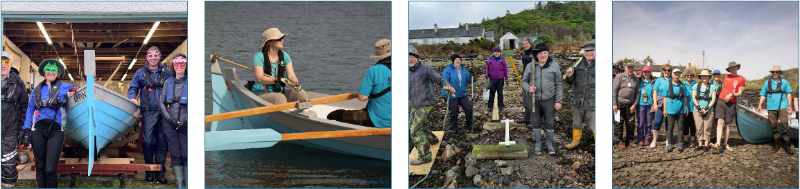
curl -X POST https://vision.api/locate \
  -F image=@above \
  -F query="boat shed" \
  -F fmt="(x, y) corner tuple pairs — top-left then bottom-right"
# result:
(1, 1), (188, 93)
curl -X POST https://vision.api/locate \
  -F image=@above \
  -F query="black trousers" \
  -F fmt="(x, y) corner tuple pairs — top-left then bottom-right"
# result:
(31, 119), (64, 188)
(161, 121), (187, 166)
(666, 114), (685, 145)
(142, 111), (167, 176)
(448, 96), (474, 130)
(530, 99), (555, 130)
(1, 133), (18, 185)
(487, 79), (505, 111)
(617, 103), (636, 145)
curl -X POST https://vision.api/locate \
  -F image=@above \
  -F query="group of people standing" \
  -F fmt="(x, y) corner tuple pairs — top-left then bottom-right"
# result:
(0, 46), (189, 188)
(614, 61), (795, 155)
(409, 39), (596, 165)
(128, 47), (189, 188)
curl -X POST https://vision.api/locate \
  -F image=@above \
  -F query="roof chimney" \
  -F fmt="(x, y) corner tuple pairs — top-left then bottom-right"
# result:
(465, 23), (469, 32)
(434, 23), (438, 33)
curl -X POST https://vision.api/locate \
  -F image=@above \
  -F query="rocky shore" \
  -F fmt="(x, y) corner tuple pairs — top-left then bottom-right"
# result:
(409, 58), (595, 188)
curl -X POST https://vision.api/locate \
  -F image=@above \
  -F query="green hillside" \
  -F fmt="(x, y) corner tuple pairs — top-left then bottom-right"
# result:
(481, 1), (595, 45)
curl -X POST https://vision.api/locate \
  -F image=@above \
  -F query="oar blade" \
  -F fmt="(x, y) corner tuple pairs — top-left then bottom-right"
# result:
(204, 128), (282, 151)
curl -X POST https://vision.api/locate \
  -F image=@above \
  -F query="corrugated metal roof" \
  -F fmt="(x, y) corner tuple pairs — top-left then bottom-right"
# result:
(1, 1), (187, 22)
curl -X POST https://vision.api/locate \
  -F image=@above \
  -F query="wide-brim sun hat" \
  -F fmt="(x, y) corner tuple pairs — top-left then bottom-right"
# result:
(370, 38), (391, 60)
(672, 68), (682, 74)
(532, 43), (550, 56)
(770, 65), (782, 73)
(262, 27), (286, 45)
(699, 69), (712, 76)
(581, 42), (595, 51)
(409, 45), (420, 58)
(726, 61), (741, 72)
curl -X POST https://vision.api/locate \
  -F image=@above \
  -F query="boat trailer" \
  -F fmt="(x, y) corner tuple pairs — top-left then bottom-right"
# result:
(57, 158), (161, 188)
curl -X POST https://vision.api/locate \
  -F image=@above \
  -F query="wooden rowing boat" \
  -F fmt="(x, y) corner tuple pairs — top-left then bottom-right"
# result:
(207, 55), (390, 160)
(65, 84), (138, 151)
(736, 104), (799, 144)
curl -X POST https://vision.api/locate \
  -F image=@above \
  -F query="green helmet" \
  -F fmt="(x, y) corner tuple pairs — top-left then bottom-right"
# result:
(38, 59), (64, 77)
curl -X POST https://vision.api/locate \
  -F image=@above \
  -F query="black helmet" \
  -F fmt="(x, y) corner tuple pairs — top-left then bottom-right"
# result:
(38, 59), (65, 78)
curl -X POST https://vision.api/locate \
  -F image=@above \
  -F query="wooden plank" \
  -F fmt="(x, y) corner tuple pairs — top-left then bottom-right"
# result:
(471, 144), (528, 160)
(482, 121), (526, 131)
(204, 93), (359, 123)
(57, 163), (161, 175)
(60, 158), (133, 164)
(409, 131), (445, 175)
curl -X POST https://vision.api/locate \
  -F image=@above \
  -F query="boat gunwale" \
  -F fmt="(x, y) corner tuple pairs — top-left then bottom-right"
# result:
(218, 63), (376, 131)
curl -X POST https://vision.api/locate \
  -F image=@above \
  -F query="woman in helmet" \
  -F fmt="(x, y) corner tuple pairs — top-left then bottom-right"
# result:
(22, 59), (74, 188)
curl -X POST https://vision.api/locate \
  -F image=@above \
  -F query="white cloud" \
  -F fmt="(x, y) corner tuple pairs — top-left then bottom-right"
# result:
(613, 1), (799, 79)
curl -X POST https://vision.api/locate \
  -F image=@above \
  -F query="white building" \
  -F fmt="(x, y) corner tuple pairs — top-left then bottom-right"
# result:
(498, 32), (518, 50)
(409, 24), (495, 45)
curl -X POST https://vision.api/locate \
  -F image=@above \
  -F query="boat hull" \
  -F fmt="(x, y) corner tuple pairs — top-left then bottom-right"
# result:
(209, 64), (390, 160)
(65, 84), (138, 151)
(737, 104), (799, 144)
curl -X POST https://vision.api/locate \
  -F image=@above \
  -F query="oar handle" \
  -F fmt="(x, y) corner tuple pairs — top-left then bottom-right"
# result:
(282, 128), (391, 141)
(211, 53), (252, 71)
(205, 93), (359, 123)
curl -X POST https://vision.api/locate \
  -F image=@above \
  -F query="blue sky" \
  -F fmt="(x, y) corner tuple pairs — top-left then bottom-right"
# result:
(613, 1), (799, 79)
(409, 1), (537, 29)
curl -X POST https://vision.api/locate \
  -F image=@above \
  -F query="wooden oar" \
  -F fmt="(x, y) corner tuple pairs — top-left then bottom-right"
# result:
(204, 93), (359, 123)
(210, 53), (251, 71)
(205, 128), (391, 151)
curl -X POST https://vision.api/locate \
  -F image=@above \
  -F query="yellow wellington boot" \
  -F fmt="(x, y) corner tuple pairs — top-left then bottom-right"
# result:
(565, 128), (583, 149)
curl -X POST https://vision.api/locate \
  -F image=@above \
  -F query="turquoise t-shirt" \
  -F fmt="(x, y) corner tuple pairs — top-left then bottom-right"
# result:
(359, 64), (392, 128)
(759, 78), (793, 110)
(710, 80), (722, 94)
(694, 83), (714, 109)
(252, 51), (293, 92)
(653, 77), (671, 102)
(638, 79), (654, 106)
(683, 80), (697, 112)
(665, 81), (685, 115)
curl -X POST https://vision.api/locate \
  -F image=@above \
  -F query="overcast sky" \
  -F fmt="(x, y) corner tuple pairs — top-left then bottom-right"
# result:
(613, 1), (799, 79)
(409, 1), (537, 29)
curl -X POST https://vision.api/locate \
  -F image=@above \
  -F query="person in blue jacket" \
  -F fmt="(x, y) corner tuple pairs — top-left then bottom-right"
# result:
(757, 65), (794, 154)
(356, 38), (392, 128)
(22, 59), (74, 188)
(160, 54), (188, 188)
(128, 46), (168, 184)
(442, 53), (474, 132)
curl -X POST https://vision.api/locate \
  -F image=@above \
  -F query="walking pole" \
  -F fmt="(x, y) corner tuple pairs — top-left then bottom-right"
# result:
(443, 88), (451, 130)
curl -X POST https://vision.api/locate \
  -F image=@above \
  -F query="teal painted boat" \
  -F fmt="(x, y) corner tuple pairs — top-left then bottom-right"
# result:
(207, 57), (390, 160)
(65, 84), (138, 151)
(737, 104), (799, 144)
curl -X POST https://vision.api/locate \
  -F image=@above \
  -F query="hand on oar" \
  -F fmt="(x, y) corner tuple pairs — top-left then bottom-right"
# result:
(205, 93), (359, 123)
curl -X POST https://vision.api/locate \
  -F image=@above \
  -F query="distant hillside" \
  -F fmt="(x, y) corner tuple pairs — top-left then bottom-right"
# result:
(481, 1), (594, 46)
(745, 68), (799, 96)
(413, 1), (595, 58)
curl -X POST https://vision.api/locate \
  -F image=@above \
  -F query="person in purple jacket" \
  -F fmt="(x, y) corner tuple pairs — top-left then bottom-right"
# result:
(485, 47), (508, 115)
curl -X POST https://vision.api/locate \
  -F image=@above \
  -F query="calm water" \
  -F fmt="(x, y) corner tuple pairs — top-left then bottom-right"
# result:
(204, 1), (391, 187)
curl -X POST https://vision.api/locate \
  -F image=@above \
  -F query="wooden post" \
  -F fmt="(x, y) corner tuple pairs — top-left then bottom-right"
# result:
(491, 95), (500, 121)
